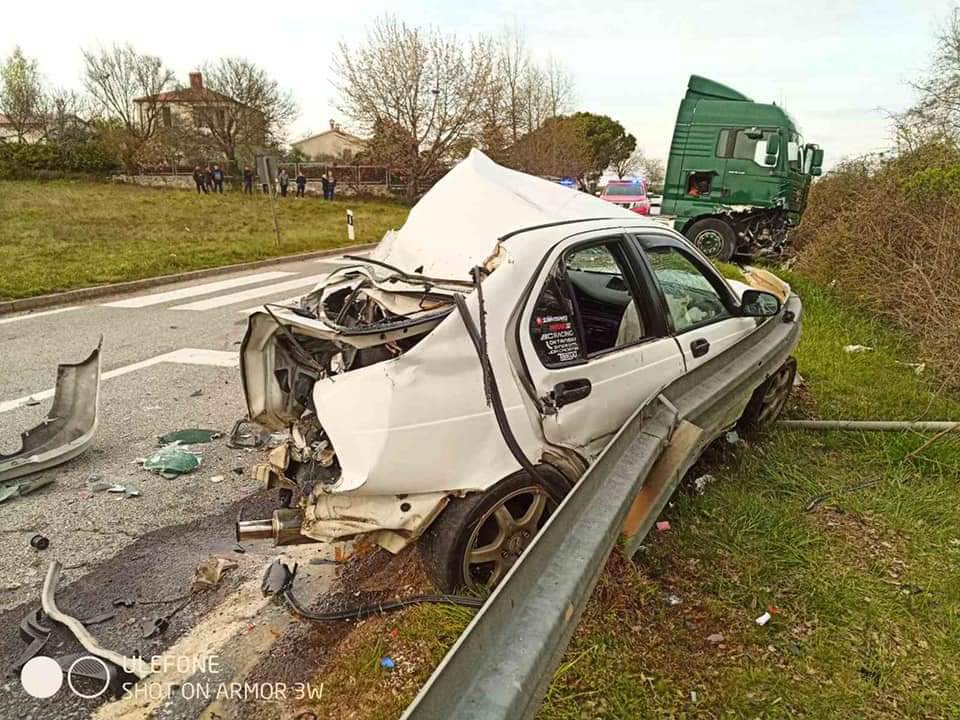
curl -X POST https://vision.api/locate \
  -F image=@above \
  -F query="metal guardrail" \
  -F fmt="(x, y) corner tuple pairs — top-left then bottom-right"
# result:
(401, 295), (802, 720)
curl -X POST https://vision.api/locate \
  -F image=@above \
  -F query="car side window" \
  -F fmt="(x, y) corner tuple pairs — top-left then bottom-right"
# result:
(644, 246), (730, 332)
(529, 241), (647, 367)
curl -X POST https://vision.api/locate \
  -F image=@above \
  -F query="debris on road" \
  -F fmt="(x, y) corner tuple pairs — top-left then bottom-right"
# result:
(725, 430), (742, 446)
(209, 474), (225, 483)
(896, 360), (926, 375)
(142, 443), (201, 478)
(0, 476), (55, 504)
(0, 341), (102, 483)
(141, 616), (170, 639)
(843, 344), (874, 353)
(693, 474), (716, 494)
(192, 556), (238, 589)
(13, 609), (52, 672)
(30, 534), (49, 550)
(755, 611), (772, 626)
(665, 594), (683, 606)
(656, 521), (671, 532)
(158, 428), (221, 445)
(380, 657), (395, 670)
(227, 418), (272, 449)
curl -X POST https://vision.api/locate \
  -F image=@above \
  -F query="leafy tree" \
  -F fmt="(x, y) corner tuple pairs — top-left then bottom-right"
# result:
(0, 47), (45, 143)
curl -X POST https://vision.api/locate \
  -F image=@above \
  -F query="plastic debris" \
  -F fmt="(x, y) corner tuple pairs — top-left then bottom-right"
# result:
(843, 344), (874, 353)
(24, 397), (41, 407)
(793, 372), (805, 387)
(896, 361), (926, 375)
(0, 476), (54, 504)
(142, 443), (201, 478)
(693, 474), (716, 495)
(706, 633), (725, 644)
(158, 429), (221, 446)
(666, 594), (682, 606)
(656, 520), (671, 532)
(724, 430), (741, 446)
(380, 657), (395, 670)
(755, 611), (772, 626)
(192, 556), (238, 589)
(209, 475), (225, 484)
(30, 534), (49, 551)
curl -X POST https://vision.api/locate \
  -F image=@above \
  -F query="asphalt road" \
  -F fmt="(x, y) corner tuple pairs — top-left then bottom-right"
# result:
(0, 255), (361, 718)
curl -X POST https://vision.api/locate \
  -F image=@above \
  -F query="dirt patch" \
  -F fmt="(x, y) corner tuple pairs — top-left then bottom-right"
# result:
(808, 505), (913, 583)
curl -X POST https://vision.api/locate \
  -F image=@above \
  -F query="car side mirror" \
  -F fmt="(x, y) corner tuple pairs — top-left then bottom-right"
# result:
(811, 147), (824, 174)
(740, 289), (781, 317)
(811, 167), (822, 177)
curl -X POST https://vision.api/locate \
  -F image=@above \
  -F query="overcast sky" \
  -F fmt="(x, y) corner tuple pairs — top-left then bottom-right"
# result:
(2, 0), (954, 168)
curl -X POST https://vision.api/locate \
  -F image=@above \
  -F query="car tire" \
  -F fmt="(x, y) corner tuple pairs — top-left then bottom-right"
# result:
(738, 357), (797, 433)
(418, 466), (571, 593)
(686, 218), (737, 261)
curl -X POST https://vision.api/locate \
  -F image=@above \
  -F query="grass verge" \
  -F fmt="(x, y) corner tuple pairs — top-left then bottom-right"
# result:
(281, 274), (960, 719)
(0, 179), (409, 300)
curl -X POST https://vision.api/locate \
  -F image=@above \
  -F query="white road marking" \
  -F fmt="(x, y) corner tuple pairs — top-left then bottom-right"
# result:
(238, 295), (304, 314)
(0, 306), (80, 326)
(102, 271), (295, 309)
(0, 348), (238, 414)
(172, 274), (327, 311)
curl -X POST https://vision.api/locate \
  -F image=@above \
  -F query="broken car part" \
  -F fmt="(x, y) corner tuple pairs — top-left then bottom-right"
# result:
(0, 341), (102, 482)
(13, 609), (52, 672)
(142, 443), (201, 478)
(29, 534), (49, 550)
(158, 428), (221, 445)
(226, 418), (272, 448)
(41, 561), (153, 679)
(260, 559), (484, 623)
(0, 476), (55, 504)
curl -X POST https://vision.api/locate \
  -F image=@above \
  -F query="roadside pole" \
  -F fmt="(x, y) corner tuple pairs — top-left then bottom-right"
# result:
(256, 155), (283, 248)
(347, 210), (355, 242)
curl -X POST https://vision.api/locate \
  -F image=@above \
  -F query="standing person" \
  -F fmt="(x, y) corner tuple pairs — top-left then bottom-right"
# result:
(192, 166), (206, 194)
(205, 165), (215, 194)
(328, 174), (336, 201)
(320, 172), (331, 201)
(211, 165), (225, 194)
(278, 168), (289, 197)
(243, 166), (254, 194)
(295, 169), (307, 198)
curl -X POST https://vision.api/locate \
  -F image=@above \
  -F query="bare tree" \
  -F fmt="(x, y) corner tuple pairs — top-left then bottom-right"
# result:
(544, 56), (575, 120)
(335, 16), (495, 200)
(82, 44), (174, 169)
(0, 46), (45, 143)
(41, 88), (92, 145)
(615, 147), (665, 189)
(197, 58), (297, 169)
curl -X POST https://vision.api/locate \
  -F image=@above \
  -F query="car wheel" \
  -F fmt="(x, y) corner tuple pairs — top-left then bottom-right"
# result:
(418, 467), (570, 593)
(686, 218), (737, 261)
(738, 357), (797, 433)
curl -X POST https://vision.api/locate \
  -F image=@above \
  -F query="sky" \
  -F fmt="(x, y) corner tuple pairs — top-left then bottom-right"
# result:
(2, 0), (955, 169)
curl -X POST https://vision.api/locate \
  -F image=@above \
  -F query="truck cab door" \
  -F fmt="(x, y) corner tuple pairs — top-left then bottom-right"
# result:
(633, 233), (756, 371)
(518, 232), (686, 459)
(721, 127), (781, 205)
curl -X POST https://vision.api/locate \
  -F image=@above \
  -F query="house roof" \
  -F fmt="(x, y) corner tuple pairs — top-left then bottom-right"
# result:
(293, 127), (367, 146)
(134, 86), (237, 105)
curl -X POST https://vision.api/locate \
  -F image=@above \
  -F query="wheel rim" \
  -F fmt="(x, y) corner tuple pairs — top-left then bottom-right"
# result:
(462, 486), (550, 590)
(757, 364), (794, 424)
(694, 229), (725, 257)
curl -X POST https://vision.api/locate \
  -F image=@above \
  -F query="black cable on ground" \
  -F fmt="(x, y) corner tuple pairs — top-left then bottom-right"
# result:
(264, 561), (484, 622)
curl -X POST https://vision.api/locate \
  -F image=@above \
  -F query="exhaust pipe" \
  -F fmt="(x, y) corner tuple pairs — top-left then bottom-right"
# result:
(236, 508), (315, 545)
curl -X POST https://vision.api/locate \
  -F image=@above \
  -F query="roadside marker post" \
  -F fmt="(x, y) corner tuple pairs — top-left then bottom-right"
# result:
(347, 210), (355, 242)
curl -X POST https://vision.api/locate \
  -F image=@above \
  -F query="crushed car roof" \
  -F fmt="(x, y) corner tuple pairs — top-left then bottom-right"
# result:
(370, 149), (646, 280)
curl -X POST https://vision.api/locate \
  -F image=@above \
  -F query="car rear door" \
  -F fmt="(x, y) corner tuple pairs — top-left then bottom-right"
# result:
(633, 232), (756, 371)
(518, 231), (686, 458)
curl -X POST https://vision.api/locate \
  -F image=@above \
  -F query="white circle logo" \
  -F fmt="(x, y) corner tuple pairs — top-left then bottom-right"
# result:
(20, 656), (63, 699)
(66, 656), (112, 699)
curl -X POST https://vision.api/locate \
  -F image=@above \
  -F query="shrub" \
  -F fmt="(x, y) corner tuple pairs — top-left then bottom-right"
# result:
(795, 143), (960, 387)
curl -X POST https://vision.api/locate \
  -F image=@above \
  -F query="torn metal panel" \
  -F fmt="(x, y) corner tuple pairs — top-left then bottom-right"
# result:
(41, 561), (153, 680)
(302, 491), (450, 553)
(0, 341), (102, 482)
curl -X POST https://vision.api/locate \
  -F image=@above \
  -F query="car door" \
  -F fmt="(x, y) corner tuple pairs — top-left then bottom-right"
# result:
(634, 233), (756, 371)
(518, 232), (686, 458)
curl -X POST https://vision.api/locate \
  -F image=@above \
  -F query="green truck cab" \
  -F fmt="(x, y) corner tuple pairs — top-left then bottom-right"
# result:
(660, 75), (824, 260)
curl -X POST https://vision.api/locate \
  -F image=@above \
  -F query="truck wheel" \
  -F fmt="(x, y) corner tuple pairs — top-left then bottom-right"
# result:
(418, 467), (570, 593)
(738, 357), (797, 433)
(686, 218), (736, 261)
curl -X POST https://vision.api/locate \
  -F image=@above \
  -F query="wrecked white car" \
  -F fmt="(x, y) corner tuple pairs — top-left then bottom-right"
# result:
(238, 150), (799, 592)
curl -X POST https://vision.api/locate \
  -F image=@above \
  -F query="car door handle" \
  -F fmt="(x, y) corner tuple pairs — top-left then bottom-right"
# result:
(551, 378), (592, 409)
(690, 338), (710, 358)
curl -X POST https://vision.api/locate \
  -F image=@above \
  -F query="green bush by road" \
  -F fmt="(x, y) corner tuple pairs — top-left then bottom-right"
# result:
(0, 179), (409, 301)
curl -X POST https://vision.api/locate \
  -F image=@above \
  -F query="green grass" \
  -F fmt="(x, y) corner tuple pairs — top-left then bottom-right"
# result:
(0, 179), (409, 300)
(300, 271), (960, 719)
